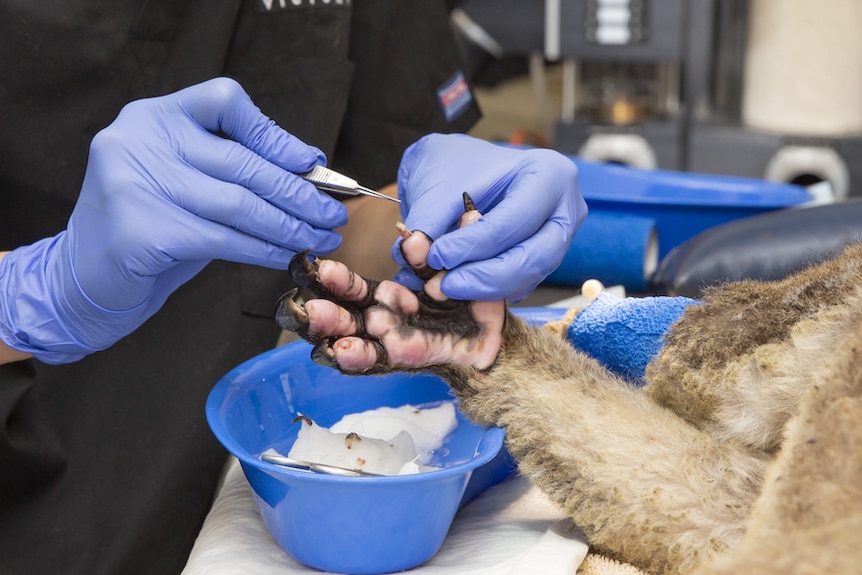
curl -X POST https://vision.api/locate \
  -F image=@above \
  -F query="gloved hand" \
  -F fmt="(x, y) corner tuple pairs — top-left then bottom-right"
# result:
(0, 77), (347, 364)
(392, 134), (587, 302)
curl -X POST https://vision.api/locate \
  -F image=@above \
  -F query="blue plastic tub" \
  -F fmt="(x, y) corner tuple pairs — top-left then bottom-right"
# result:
(206, 308), (565, 574)
(207, 341), (508, 574)
(573, 159), (814, 258)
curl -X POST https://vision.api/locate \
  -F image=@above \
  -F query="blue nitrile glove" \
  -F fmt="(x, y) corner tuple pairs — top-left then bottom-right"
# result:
(567, 292), (701, 384)
(0, 78), (347, 364)
(392, 134), (587, 302)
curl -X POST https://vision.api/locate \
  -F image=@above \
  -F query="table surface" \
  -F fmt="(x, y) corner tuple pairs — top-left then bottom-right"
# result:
(180, 457), (588, 575)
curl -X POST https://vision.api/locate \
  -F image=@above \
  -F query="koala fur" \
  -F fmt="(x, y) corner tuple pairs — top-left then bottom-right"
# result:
(279, 242), (862, 575)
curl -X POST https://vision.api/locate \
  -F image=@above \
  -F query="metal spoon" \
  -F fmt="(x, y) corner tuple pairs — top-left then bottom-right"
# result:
(259, 452), (385, 477)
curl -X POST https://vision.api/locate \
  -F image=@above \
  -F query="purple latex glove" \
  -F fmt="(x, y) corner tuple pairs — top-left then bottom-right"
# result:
(392, 134), (587, 302)
(0, 78), (347, 364)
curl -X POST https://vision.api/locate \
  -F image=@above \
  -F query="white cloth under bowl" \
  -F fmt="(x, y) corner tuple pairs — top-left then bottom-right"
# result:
(181, 457), (588, 575)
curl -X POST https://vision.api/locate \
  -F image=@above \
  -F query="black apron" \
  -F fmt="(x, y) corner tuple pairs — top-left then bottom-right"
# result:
(0, 1), (479, 573)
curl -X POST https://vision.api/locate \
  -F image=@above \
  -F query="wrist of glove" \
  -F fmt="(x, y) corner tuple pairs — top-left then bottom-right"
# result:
(0, 234), (149, 364)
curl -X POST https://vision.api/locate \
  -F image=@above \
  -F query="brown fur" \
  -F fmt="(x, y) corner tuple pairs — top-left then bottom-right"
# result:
(283, 243), (862, 574)
(447, 244), (862, 574)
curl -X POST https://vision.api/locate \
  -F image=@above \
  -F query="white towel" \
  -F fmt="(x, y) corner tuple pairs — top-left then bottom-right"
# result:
(182, 457), (588, 575)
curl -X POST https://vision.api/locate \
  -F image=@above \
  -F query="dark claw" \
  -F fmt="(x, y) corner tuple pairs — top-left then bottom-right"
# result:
(311, 342), (338, 367)
(288, 250), (320, 290)
(462, 191), (476, 212)
(287, 251), (376, 310)
(274, 288), (307, 332)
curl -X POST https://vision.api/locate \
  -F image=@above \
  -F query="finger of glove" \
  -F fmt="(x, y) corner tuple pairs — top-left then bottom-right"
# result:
(392, 174), (509, 270)
(393, 267), (425, 292)
(397, 135), (515, 239)
(391, 174), (562, 274)
(163, 169), (343, 256)
(180, 132), (347, 229)
(161, 211), (339, 267)
(438, 219), (572, 302)
(175, 78), (326, 172)
(425, 172), (562, 271)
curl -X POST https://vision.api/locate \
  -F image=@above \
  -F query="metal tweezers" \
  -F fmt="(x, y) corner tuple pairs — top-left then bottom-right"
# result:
(301, 165), (400, 203)
(260, 452), (384, 477)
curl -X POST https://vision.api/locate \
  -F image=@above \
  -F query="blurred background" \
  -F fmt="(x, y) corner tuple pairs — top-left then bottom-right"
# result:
(451, 0), (862, 302)
(459, 0), (862, 200)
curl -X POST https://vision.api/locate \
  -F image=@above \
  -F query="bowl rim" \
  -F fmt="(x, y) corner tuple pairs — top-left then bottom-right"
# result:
(206, 342), (506, 484)
(205, 307), (559, 485)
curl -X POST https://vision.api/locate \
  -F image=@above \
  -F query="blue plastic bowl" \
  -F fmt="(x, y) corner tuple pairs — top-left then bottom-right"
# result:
(573, 158), (813, 259)
(207, 340), (509, 574)
(498, 143), (814, 259)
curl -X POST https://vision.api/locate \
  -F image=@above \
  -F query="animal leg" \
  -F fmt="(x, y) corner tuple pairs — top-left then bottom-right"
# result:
(276, 234), (768, 575)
